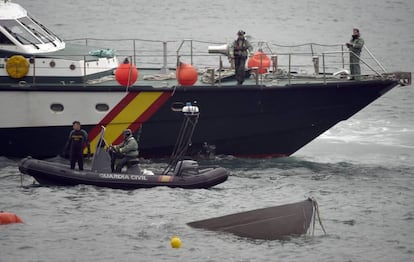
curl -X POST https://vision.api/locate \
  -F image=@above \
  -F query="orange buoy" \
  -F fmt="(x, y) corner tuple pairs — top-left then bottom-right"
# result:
(115, 58), (138, 86)
(0, 212), (23, 224)
(247, 51), (271, 74)
(176, 62), (198, 86)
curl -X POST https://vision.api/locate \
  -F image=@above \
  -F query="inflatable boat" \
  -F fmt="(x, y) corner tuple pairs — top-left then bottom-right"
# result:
(18, 157), (228, 189)
(18, 103), (229, 189)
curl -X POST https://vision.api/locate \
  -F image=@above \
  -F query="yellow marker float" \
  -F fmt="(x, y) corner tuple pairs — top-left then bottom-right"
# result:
(6, 55), (29, 79)
(170, 235), (182, 248)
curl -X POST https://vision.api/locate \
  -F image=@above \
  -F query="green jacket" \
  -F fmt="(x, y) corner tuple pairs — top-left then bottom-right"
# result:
(348, 36), (364, 55)
(116, 136), (139, 157)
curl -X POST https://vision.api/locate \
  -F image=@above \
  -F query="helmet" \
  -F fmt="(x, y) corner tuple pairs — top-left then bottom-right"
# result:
(123, 129), (132, 137)
(237, 30), (245, 36)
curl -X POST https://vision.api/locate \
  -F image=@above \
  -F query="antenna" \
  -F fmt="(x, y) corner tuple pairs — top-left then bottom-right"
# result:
(162, 102), (200, 175)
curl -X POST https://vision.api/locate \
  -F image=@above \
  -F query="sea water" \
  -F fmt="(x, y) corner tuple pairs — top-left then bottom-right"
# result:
(1, 0), (413, 261)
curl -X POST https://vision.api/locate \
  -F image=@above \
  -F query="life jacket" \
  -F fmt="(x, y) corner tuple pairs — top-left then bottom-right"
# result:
(233, 39), (249, 57)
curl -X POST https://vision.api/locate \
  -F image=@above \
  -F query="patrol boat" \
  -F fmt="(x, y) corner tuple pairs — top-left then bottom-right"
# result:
(18, 103), (229, 189)
(1, 1), (411, 159)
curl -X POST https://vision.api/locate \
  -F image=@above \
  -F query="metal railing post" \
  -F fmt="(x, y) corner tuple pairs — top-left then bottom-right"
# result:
(190, 40), (193, 65)
(160, 41), (168, 74)
(322, 53), (326, 84)
(133, 39), (136, 66)
(288, 54), (291, 85)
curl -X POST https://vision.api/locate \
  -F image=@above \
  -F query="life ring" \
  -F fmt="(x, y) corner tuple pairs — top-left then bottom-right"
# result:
(6, 55), (30, 79)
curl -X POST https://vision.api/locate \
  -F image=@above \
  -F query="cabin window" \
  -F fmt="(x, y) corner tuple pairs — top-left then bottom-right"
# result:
(2, 19), (42, 45)
(50, 103), (64, 113)
(0, 31), (14, 45)
(95, 103), (109, 112)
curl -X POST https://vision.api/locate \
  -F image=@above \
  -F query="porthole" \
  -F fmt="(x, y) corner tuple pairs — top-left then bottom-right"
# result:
(50, 60), (56, 68)
(50, 103), (64, 112)
(95, 103), (109, 112)
(69, 64), (76, 70)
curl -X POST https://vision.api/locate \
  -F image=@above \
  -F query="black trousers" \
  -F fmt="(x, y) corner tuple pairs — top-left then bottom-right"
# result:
(234, 55), (247, 85)
(70, 150), (84, 170)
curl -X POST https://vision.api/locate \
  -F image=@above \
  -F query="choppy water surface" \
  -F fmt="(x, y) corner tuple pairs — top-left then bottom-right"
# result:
(1, 0), (414, 261)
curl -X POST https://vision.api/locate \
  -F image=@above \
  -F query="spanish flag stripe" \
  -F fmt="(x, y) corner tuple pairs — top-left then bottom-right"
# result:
(107, 92), (168, 145)
(120, 92), (172, 142)
(87, 92), (139, 141)
(87, 91), (171, 153)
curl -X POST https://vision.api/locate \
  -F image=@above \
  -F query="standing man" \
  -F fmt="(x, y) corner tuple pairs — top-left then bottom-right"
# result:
(229, 30), (253, 85)
(64, 121), (91, 170)
(346, 28), (365, 80)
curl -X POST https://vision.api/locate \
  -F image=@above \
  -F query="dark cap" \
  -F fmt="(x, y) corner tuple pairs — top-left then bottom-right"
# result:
(237, 30), (245, 36)
(72, 120), (80, 125)
(123, 129), (132, 137)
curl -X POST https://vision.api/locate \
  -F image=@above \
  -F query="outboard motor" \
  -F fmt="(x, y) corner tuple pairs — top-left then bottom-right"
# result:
(174, 160), (199, 176)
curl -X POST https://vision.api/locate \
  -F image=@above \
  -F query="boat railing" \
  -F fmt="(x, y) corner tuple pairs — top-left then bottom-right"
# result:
(175, 39), (390, 84)
(2, 38), (393, 87)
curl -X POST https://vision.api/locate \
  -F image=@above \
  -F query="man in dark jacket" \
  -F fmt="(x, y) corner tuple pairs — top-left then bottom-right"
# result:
(64, 121), (91, 170)
(229, 30), (253, 85)
(346, 28), (365, 80)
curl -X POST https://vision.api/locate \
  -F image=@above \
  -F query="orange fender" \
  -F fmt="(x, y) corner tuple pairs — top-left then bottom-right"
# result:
(0, 212), (24, 224)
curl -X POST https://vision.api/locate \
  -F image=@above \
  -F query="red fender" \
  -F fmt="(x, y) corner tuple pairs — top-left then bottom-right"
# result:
(0, 212), (24, 224)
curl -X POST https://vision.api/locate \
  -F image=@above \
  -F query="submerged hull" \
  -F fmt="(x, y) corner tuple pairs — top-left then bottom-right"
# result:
(188, 198), (315, 240)
(18, 157), (229, 189)
(1, 79), (398, 158)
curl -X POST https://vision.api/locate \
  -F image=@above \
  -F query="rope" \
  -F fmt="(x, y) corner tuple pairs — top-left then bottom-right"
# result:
(310, 197), (327, 235)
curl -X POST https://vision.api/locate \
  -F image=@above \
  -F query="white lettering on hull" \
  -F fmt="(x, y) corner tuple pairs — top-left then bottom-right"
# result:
(99, 173), (148, 181)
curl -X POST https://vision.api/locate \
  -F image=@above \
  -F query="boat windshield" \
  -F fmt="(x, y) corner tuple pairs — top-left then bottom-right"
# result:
(0, 30), (15, 45)
(18, 16), (57, 44)
(1, 19), (41, 46)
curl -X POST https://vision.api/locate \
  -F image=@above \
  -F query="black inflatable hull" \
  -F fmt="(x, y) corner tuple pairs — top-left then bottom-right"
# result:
(18, 157), (229, 189)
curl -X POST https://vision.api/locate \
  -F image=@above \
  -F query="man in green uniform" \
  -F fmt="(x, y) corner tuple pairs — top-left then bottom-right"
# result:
(109, 129), (139, 172)
(229, 30), (253, 85)
(346, 28), (364, 80)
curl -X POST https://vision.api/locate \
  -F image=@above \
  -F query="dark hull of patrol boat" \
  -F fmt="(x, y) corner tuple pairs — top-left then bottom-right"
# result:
(18, 157), (229, 189)
(1, 79), (399, 158)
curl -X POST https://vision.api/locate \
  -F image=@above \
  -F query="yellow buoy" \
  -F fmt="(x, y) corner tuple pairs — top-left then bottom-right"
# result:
(6, 55), (30, 79)
(170, 235), (182, 248)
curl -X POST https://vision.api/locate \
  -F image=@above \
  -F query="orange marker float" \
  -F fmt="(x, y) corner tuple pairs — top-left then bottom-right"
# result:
(0, 212), (23, 225)
(176, 62), (198, 86)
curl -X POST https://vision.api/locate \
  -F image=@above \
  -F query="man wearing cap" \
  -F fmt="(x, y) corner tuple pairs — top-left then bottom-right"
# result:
(63, 121), (91, 170)
(109, 129), (139, 172)
(229, 30), (253, 85)
(346, 28), (365, 80)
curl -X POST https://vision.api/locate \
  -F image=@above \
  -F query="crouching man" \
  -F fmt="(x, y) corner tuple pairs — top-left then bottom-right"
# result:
(109, 129), (139, 173)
